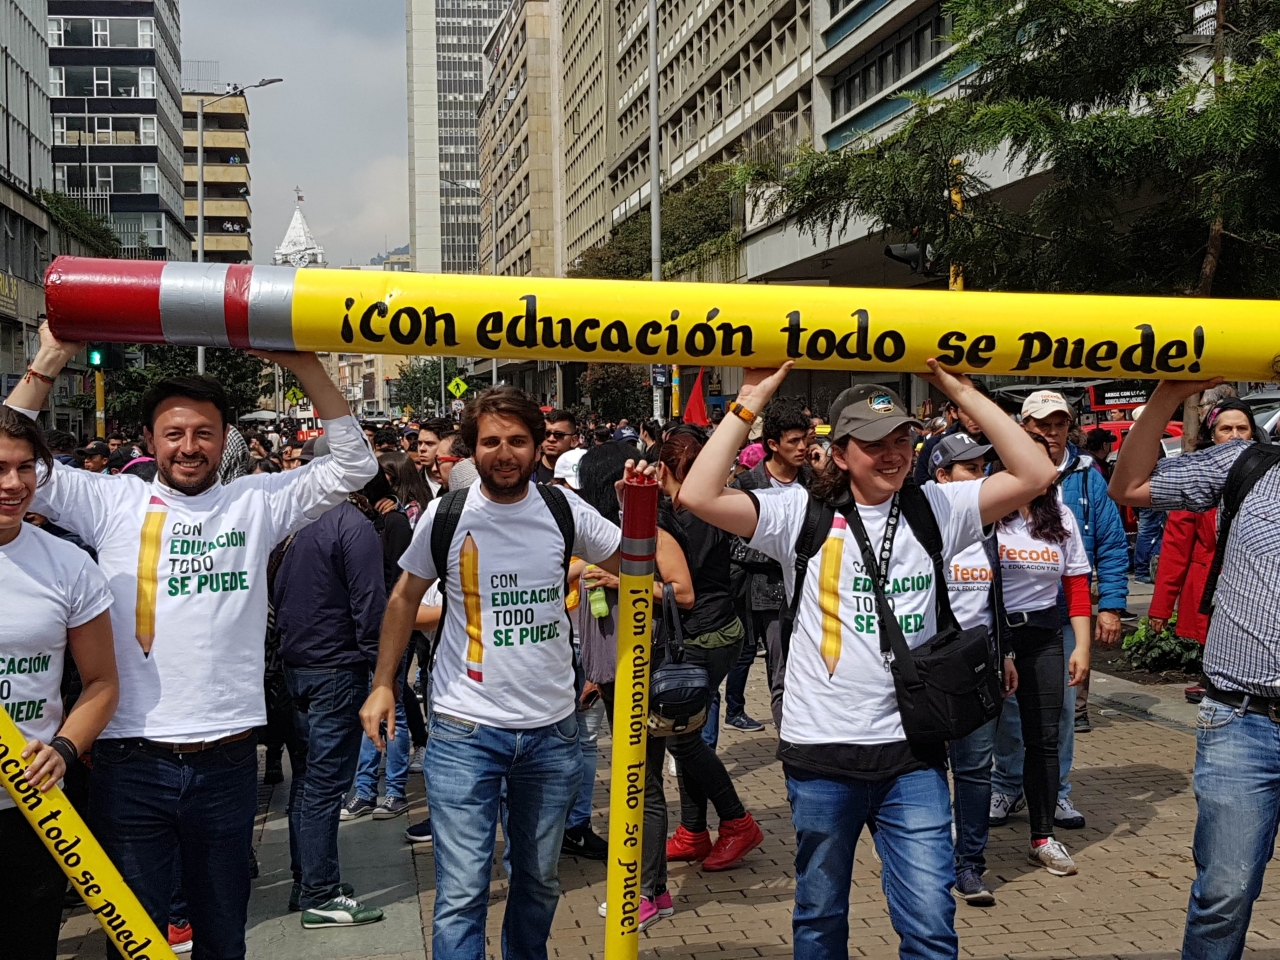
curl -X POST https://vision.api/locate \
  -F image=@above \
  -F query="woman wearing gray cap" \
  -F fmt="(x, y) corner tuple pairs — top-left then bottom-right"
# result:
(679, 360), (1055, 960)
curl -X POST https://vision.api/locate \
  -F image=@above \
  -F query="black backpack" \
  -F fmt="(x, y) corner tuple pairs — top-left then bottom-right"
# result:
(425, 484), (577, 671)
(778, 482), (1003, 744)
(1199, 444), (1280, 615)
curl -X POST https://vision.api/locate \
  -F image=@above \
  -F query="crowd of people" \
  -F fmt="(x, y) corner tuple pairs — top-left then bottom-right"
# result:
(2, 321), (1278, 960)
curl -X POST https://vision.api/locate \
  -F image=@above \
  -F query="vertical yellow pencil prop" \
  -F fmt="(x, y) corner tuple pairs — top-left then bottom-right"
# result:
(605, 474), (659, 959)
(0, 709), (177, 959)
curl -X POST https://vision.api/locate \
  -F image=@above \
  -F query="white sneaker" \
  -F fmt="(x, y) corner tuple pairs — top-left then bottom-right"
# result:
(665, 754), (677, 778)
(408, 746), (424, 773)
(1054, 797), (1086, 829)
(1028, 838), (1077, 876)
(988, 791), (1025, 826)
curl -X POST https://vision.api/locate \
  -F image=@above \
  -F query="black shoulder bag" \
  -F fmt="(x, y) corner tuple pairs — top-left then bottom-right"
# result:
(841, 482), (1003, 744)
(648, 583), (710, 736)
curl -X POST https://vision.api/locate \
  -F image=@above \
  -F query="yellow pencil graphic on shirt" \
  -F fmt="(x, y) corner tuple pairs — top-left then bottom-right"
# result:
(460, 533), (484, 681)
(818, 515), (848, 678)
(135, 495), (167, 656)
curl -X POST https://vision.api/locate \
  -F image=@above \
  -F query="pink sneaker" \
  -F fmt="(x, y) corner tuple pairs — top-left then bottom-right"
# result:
(653, 890), (675, 917)
(638, 897), (663, 932)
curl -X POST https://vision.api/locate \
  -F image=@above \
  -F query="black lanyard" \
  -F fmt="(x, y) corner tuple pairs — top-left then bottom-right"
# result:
(845, 494), (902, 596)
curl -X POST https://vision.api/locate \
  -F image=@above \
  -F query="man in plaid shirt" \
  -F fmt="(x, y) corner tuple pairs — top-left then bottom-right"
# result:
(1112, 376), (1280, 960)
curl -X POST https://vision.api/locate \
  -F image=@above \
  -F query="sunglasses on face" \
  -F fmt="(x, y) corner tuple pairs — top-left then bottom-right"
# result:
(545, 430), (574, 440)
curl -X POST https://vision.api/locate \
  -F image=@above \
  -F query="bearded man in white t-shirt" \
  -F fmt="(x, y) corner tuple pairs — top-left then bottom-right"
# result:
(6, 323), (377, 957)
(361, 385), (624, 960)
(679, 360), (1056, 960)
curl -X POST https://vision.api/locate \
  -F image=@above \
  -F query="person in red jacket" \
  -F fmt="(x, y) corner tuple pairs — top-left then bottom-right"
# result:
(1148, 398), (1262, 703)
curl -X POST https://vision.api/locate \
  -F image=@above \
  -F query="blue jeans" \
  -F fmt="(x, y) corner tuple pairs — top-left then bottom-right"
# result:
(568, 697), (607, 830)
(949, 717), (998, 874)
(1134, 507), (1166, 579)
(355, 679), (410, 801)
(90, 734), (258, 960)
(425, 711), (582, 960)
(991, 630), (1076, 803)
(1183, 696), (1280, 960)
(787, 766), (958, 960)
(286, 663), (369, 908)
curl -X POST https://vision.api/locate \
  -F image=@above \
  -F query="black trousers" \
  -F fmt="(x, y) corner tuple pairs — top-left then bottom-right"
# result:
(671, 638), (748, 831)
(1009, 616), (1065, 840)
(0, 807), (68, 959)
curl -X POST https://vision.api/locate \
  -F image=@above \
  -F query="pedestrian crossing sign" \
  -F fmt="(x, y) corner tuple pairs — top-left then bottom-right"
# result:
(447, 376), (468, 398)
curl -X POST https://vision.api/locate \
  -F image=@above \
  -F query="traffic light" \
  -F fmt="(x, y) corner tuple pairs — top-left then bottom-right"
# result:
(87, 342), (106, 368)
(85, 343), (132, 370)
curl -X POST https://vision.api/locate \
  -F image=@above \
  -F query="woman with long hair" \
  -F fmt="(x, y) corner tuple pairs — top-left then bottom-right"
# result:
(988, 433), (1093, 876)
(1149, 399), (1261, 703)
(652, 430), (765, 873)
(0, 408), (119, 958)
(378, 451), (433, 527)
(577, 441), (695, 930)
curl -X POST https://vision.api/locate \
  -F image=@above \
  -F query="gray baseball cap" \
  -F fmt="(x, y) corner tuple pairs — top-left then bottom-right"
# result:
(829, 385), (923, 442)
(930, 432), (993, 470)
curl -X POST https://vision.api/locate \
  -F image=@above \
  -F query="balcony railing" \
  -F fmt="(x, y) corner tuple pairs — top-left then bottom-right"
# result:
(60, 188), (112, 218)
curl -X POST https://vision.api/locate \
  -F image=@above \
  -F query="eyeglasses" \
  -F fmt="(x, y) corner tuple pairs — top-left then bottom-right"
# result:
(545, 430), (574, 440)
(437, 454), (464, 464)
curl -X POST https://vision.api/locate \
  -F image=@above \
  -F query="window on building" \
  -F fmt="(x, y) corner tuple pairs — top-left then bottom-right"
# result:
(139, 19), (155, 48)
(49, 67), (65, 97)
(141, 117), (157, 145)
(92, 165), (113, 192)
(142, 165), (159, 194)
(48, 18), (63, 47)
(142, 213), (164, 248)
(53, 117), (66, 145)
(55, 166), (67, 192)
(140, 68), (156, 98)
(62, 18), (93, 46)
(95, 66), (111, 97)
(109, 19), (140, 47)
(95, 117), (112, 144)
(93, 19), (109, 46)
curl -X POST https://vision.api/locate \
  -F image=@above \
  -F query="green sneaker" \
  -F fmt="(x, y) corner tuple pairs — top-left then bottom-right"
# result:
(300, 895), (384, 928)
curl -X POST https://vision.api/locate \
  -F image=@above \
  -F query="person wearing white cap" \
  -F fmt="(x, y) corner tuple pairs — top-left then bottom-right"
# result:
(988, 390), (1129, 834)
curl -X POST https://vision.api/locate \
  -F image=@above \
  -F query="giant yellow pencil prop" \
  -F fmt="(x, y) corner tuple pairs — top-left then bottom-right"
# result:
(43, 257), (1279, 381)
(605, 476), (659, 960)
(0, 708), (177, 960)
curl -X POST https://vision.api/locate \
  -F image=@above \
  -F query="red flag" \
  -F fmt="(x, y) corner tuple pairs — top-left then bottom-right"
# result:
(683, 366), (709, 426)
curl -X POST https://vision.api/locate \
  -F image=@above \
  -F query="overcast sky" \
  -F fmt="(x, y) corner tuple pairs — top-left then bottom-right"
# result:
(181, 0), (410, 267)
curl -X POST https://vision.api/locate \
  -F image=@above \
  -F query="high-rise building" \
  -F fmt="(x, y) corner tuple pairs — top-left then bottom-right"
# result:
(477, 0), (563, 278)
(47, 0), (191, 260)
(181, 62), (252, 263)
(405, 0), (506, 274)
(559, 0), (611, 266)
(1, 0), (95, 433)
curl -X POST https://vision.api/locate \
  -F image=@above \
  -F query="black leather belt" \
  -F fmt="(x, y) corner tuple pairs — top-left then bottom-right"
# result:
(1204, 682), (1280, 721)
(1003, 607), (1060, 631)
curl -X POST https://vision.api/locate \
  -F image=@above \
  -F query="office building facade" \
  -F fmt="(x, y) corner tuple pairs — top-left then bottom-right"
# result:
(406, 0), (506, 274)
(47, 0), (190, 260)
(182, 63), (252, 263)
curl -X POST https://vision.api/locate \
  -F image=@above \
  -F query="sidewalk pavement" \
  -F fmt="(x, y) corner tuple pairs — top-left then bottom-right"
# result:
(58, 659), (1280, 959)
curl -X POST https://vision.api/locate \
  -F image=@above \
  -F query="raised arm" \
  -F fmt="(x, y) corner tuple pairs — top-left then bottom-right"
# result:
(5, 322), (84, 415)
(921, 361), (1058, 526)
(680, 364), (796, 538)
(248, 350), (351, 421)
(1110, 378), (1223, 507)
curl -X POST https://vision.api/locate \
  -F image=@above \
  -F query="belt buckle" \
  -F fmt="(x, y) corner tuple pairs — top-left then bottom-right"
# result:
(1006, 612), (1029, 628)
(1268, 701), (1280, 725)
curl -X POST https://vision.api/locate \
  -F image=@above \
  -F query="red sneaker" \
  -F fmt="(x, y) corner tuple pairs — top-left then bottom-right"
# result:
(168, 922), (193, 954)
(666, 824), (712, 862)
(703, 813), (763, 871)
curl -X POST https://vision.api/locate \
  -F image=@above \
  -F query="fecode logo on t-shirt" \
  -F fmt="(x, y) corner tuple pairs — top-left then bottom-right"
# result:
(0, 653), (53, 723)
(998, 543), (1062, 568)
(950, 563), (993, 586)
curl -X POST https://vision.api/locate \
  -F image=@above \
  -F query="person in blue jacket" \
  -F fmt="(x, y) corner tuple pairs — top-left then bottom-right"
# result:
(989, 390), (1129, 832)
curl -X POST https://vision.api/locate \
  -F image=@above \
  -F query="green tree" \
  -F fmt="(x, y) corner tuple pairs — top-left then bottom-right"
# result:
(732, 0), (1280, 299)
(577, 363), (651, 423)
(571, 168), (739, 280)
(391, 357), (492, 417)
(104, 346), (269, 432)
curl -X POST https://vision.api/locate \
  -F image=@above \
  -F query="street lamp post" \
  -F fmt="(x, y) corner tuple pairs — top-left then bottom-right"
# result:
(196, 77), (283, 374)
